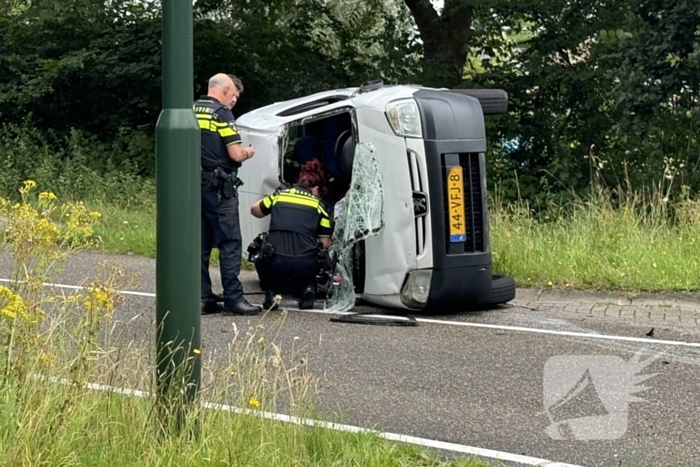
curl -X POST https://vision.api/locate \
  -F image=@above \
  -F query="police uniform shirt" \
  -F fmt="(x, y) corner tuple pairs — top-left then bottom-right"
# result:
(193, 96), (241, 172)
(259, 186), (332, 256)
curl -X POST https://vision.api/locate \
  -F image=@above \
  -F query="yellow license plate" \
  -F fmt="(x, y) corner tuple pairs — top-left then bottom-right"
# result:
(447, 166), (466, 243)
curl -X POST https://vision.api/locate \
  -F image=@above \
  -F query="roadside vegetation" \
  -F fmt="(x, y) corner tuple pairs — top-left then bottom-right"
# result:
(2, 0), (698, 464)
(87, 180), (700, 294)
(0, 182), (492, 467)
(490, 179), (700, 293)
(1, 131), (697, 293)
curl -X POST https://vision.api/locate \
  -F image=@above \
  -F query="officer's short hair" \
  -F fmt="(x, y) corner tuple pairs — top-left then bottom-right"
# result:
(228, 74), (244, 94)
(208, 74), (229, 90)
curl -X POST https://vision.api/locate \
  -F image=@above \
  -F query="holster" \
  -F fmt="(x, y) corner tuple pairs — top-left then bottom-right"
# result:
(246, 232), (267, 262)
(202, 167), (244, 199)
(260, 241), (276, 264)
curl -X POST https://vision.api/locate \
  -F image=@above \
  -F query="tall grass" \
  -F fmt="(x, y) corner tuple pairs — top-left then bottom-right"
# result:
(81, 185), (700, 293)
(0, 180), (491, 466)
(1, 306), (493, 466)
(3, 120), (698, 293)
(490, 178), (700, 292)
(0, 123), (154, 208)
(89, 200), (156, 258)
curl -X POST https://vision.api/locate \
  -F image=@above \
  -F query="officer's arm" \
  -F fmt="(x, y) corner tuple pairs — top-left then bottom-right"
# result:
(251, 194), (275, 218)
(218, 108), (254, 163)
(251, 199), (265, 218)
(317, 207), (333, 249)
(227, 142), (254, 163)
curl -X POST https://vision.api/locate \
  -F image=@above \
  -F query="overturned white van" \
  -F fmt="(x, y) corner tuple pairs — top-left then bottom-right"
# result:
(236, 81), (515, 312)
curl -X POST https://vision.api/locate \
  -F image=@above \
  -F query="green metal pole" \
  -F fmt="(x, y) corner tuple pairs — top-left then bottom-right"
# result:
(155, 0), (200, 428)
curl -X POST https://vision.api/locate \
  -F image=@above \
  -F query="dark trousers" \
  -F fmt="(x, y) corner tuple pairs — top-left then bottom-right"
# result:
(201, 183), (243, 308)
(255, 252), (318, 298)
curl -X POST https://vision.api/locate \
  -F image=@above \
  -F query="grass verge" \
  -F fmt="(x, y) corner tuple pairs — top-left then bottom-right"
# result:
(0, 343), (494, 466)
(88, 200), (255, 269)
(490, 185), (700, 292)
(0, 190), (494, 467)
(87, 184), (700, 293)
(89, 200), (156, 258)
(0, 306), (494, 467)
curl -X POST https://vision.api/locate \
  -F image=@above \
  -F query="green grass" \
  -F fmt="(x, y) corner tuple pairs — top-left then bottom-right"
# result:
(88, 200), (257, 270)
(85, 183), (700, 293)
(89, 200), (156, 257)
(490, 186), (700, 292)
(0, 283), (494, 467)
(0, 384), (492, 466)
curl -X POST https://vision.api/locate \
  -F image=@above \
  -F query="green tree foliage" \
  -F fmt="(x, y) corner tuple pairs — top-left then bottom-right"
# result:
(0, 0), (419, 178)
(192, 0), (420, 112)
(471, 0), (700, 203)
(1, 0), (698, 206)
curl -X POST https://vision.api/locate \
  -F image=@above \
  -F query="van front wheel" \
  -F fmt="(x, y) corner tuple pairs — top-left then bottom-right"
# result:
(485, 275), (516, 305)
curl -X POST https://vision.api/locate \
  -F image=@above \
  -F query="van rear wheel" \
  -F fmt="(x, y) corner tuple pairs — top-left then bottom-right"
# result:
(447, 89), (508, 115)
(485, 274), (516, 305)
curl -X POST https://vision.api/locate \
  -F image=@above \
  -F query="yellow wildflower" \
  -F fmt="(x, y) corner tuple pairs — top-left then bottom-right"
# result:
(38, 192), (57, 201)
(0, 286), (27, 320)
(193, 348), (201, 355)
(248, 397), (261, 408)
(257, 336), (265, 344)
(21, 180), (37, 191)
(83, 284), (118, 316)
(38, 352), (57, 368)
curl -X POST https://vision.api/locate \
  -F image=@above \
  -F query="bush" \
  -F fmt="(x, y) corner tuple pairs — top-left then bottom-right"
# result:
(0, 123), (154, 209)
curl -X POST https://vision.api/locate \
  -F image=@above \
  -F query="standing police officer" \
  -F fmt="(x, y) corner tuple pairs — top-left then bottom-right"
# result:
(196, 73), (262, 316)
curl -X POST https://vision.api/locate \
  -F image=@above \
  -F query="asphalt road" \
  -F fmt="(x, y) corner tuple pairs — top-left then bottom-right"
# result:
(2, 250), (699, 467)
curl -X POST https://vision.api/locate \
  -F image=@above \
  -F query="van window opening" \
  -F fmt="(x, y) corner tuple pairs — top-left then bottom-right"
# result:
(280, 110), (356, 214)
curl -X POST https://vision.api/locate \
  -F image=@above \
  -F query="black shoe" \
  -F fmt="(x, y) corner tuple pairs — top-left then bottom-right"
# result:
(212, 293), (224, 303)
(298, 288), (315, 310)
(224, 299), (263, 316)
(201, 299), (223, 315)
(263, 290), (278, 311)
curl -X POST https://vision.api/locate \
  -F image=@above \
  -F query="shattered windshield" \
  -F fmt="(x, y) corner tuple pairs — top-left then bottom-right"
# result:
(324, 142), (384, 312)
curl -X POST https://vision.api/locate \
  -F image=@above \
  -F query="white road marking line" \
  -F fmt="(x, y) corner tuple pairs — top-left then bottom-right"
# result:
(284, 308), (700, 348)
(34, 374), (582, 467)
(4, 277), (699, 349)
(0, 278), (157, 298)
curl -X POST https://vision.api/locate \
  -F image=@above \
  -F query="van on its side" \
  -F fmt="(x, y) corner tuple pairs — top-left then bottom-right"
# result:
(236, 82), (515, 312)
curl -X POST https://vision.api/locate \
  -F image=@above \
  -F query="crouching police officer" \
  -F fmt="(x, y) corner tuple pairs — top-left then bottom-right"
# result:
(250, 160), (332, 310)
(196, 73), (262, 316)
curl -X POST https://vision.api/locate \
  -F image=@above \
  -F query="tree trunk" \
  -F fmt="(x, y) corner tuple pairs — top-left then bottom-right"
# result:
(403, 0), (473, 88)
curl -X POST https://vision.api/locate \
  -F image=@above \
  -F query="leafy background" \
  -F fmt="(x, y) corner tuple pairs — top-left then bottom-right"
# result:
(0, 0), (698, 204)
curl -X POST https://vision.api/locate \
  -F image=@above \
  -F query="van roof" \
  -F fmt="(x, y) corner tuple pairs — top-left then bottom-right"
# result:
(236, 87), (358, 132)
(236, 84), (430, 132)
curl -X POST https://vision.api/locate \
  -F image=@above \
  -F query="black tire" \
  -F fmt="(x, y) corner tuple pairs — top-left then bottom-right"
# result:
(448, 89), (508, 115)
(486, 274), (516, 304)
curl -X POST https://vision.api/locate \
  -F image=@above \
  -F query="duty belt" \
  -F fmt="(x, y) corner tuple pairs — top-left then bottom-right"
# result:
(202, 167), (243, 198)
